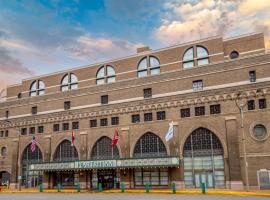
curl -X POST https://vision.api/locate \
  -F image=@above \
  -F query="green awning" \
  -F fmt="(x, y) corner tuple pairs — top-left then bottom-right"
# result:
(29, 156), (180, 171)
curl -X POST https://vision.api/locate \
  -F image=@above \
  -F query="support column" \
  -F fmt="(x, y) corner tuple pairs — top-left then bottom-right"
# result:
(225, 116), (243, 190)
(80, 131), (88, 160)
(120, 169), (133, 189)
(168, 122), (179, 156)
(168, 122), (183, 188)
(170, 167), (183, 189)
(44, 135), (52, 161)
(78, 171), (87, 189)
(10, 139), (19, 189)
(42, 172), (50, 189)
(120, 127), (130, 158)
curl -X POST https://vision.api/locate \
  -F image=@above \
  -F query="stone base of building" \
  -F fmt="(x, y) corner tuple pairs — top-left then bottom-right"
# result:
(226, 181), (244, 190)
(9, 182), (17, 190)
(42, 182), (49, 189)
(172, 181), (185, 189)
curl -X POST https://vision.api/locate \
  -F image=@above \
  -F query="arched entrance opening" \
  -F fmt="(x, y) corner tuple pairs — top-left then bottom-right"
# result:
(90, 136), (120, 189)
(52, 140), (78, 188)
(0, 171), (11, 187)
(22, 144), (43, 188)
(133, 132), (169, 187)
(183, 127), (225, 188)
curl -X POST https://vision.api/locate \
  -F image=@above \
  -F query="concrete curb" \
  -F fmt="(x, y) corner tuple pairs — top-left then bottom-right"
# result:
(1, 189), (270, 197)
(103, 189), (270, 197)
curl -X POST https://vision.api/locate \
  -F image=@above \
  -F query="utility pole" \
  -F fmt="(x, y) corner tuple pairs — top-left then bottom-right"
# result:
(235, 92), (249, 191)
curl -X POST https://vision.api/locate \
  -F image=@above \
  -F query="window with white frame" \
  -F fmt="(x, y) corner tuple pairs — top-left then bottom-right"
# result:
(193, 80), (203, 91)
(183, 46), (209, 69)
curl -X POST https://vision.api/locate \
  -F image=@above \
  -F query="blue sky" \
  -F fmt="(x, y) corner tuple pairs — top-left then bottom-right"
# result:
(0, 0), (270, 95)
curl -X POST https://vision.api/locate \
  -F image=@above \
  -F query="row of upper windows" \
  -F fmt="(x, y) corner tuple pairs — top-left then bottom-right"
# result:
(27, 46), (213, 97)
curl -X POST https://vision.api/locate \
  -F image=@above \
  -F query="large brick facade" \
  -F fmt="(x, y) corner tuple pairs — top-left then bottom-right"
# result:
(0, 32), (270, 190)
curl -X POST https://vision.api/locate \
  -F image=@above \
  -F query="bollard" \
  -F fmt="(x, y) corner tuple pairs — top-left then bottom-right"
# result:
(77, 183), (81, 192)
(98, 183), (102, 192)
(145, 182), (149, 193)
(121, 182), (125, 193)
(172, 182), (176, 194)
(201, 182), (206, 194)
(57, 183), (61, 192)
(39, 183), (43, 192)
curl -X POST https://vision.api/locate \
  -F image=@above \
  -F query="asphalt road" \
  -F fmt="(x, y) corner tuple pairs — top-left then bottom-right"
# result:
(0, 193), (268, 200)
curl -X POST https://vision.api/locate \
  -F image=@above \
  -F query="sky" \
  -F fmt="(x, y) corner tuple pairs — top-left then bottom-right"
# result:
(0, 0), (270, 97)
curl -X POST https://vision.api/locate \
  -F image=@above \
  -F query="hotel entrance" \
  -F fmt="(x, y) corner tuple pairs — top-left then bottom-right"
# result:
(183, 128), (225, 188)
(98, 170), (115, 189)
(91, 169), (119, 189)
(52, 171), (78, 188)
(194, 172), (214, 188)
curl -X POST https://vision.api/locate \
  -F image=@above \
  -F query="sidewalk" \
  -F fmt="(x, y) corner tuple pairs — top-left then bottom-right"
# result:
(1, 188), (270, 197)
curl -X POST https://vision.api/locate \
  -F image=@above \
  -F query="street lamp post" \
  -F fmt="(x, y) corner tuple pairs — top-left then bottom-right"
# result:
(235, 93), (250, 191)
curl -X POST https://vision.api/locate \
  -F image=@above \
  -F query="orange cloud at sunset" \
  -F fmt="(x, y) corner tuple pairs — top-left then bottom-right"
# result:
(154, 0), (270, 50)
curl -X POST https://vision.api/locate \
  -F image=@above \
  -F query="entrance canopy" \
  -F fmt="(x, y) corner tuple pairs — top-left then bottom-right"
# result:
(28, 156), (180, 171)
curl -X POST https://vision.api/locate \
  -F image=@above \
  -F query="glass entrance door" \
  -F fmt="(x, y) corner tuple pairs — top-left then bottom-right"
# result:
(97, 170), (115, 189)
(194, 172), (214, 188)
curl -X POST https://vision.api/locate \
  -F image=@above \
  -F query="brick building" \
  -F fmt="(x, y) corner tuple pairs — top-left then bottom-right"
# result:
(0, 32), (270, 190)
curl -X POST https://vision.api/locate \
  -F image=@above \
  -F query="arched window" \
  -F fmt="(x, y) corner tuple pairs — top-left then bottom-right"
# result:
(183, 47), (194, 68)
(96, 65), (116, 85)
(53, 140), (78, 161)
(61, 73), (78, 91)
(91, 136), (119, 160)
(1, 147), (7, 156)
(29, 80), (45, 96)
(22, 143), (43, 187)
(196, 46), (209, 65)
(138, 56), (160, 77)
(183, 128), (224, 188)
(133, 132), (168, 187)
(22, 144), (43, 163)
(133, 132), (167, 158)
(183, 46), (209, 69)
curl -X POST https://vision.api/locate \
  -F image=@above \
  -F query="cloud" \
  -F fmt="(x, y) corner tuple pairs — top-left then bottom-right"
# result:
(0, 46), (34, 97)
(64, 34), (143, 61)
(154, 0), (270, 49)
(238, 0), (270, 15)
(0, 47), (33, 75)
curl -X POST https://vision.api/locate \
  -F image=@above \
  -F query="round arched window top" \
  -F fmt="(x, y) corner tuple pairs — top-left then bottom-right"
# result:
(252, 124), (268, 141)
(61, 73), (78, 91)
(29, 80), (45, 97)
(96, 65), (116, 85)
(230, 51), (239, 59)
(137, 56), (160, 77)
(183, 46), (209, 69)
(1, 147), (7, 156)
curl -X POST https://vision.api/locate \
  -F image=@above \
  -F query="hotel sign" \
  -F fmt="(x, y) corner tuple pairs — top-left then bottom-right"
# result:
(75, 160), (116, 169)
(29, 157), (180, 171)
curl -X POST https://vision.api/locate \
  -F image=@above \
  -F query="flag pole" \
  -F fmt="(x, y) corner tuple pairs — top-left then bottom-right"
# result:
(112, 144), (114, 158)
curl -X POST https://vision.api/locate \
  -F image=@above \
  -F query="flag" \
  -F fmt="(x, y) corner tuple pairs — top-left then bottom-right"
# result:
(165, 121), (174, 142)
(31, 136), (37, 152)
(112, 129), (119, 146)
(71, 129), (75, 146)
